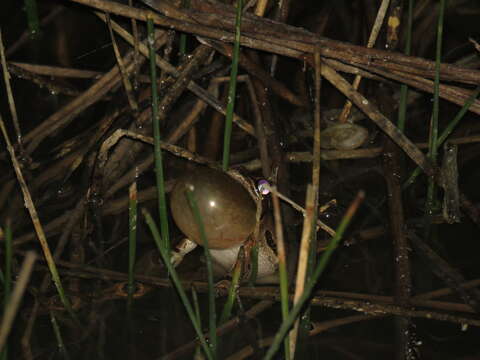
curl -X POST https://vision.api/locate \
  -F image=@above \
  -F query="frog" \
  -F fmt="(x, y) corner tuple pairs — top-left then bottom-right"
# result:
(321, 108), (369, 150)
(290, 108), (369, 150)
(169, 165), (278, 284)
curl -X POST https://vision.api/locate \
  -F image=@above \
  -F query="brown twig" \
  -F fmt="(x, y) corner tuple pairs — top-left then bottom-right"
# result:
(380, 86), (414, 360)
(32, 261), (480, 327)
(0, 252), (37, 352)
(96, 12), (255, 136)
(162, 300), (274, 360)
(105, 13), (139, 113)
(338, 0), (390, 123)
(67, 0), (480, 86)
(0, 29), (22, 150)
(408, 230), (480, 313)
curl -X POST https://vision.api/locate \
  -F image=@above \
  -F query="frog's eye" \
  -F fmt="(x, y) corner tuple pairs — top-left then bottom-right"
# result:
(257, 180), (271, 195)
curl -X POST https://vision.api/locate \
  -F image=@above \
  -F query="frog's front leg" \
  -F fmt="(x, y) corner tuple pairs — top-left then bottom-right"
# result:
(171, 238), (198, 267)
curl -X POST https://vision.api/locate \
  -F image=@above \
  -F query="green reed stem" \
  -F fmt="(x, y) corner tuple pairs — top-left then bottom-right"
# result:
(192, 286), (201, 325)
(248, 243), (258, 285)
(143, 209), (214, 360)
(186, 190), (217, 356)
(147, 17), (170, 250)
(264, 192), (364, 360)
(222, 0), (243, 171)
(50, 311), (71, 360)
(403, 85), (480, 190)
(425, 0), (446, 217)
(429, 0), (446, 165)
(219, 257), (241, 326)
(179, 0), (191, 56)
(360, 84), (480, 238)
(24, 0), (40, 38)
(397, 0), (414, 132)
(191, 286), (204, 359)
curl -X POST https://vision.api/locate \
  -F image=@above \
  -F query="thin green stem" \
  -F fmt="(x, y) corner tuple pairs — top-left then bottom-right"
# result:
(24, 0), (40, 38)
(222, 0), (243, 171)
(219, 258), (241, 325)
(179, 0), (191, 56)
(191, 286), (204, 358)
(143, 209), (214, 360)
(425, 0), (446, 216)
(248, 243), (258, 285)
(403, 85), (480, 189)
(147, 17), (170, 251)
(50, 311), (71, 360)
(264, 192), (364, 360)
(186, 190), (217, 357)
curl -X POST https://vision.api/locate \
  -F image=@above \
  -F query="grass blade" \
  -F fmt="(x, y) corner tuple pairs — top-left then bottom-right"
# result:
(147, 16), (170, 250)
(24, 0), (40, 38)
(185, 190), (217, 356)
(143, 208), (214, 360)
(0, 252), (37, 353)
(222, 0), (243, 170)
(263, 191), (365, 360)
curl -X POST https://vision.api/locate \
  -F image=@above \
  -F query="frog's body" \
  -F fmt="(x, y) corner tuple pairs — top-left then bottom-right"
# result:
(170, 166), (278, 284)
(209, 244), (278, 284)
